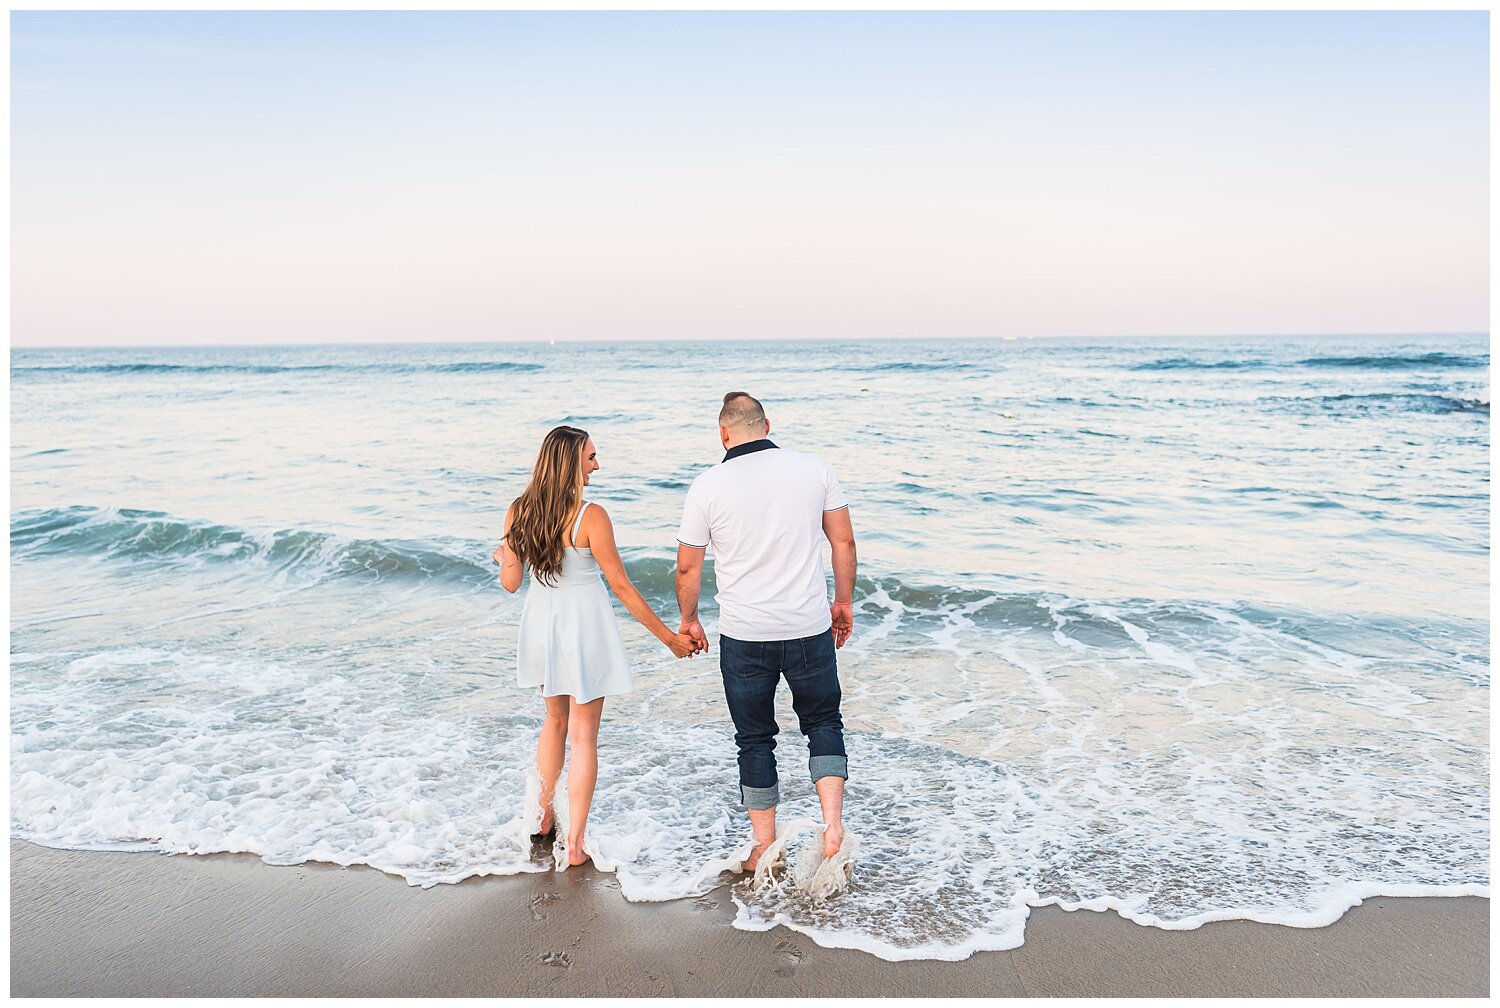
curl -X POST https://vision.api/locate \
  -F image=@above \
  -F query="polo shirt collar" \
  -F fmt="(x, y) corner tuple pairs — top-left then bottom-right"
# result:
(723, 438), (779, 463)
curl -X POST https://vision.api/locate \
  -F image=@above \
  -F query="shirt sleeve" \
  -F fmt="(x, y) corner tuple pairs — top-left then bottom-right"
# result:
(677, 482), (711, 548)
(822, 463), (849, 512)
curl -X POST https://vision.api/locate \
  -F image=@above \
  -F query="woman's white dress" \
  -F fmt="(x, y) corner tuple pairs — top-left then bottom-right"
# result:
(516, 501), (635, 702)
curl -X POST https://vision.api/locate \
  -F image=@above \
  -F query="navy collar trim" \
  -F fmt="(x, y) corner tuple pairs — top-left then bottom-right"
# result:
(723, 439), (778, 463)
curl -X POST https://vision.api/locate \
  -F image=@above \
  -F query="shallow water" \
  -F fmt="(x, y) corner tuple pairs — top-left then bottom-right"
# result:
(10, 333), (1489, 959)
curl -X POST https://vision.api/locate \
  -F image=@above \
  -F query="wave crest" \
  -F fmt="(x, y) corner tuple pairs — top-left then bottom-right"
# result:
(1261, 393), (1488, 415)
(1132, 357), (1268, 371)
(12, 362), (543, 378)
(11, 507), (494, 587)
(1295, 352), (1487, 370)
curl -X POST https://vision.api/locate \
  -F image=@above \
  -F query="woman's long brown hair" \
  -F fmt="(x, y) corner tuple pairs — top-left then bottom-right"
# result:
(508, 425), (589, 586)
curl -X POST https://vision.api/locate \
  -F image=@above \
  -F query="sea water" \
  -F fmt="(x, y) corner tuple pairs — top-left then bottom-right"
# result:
(10, 333), (1489, 960)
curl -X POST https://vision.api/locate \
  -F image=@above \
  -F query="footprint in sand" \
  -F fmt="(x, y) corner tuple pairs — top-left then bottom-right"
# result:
(772, 939), (803, 977)
(690, 895), (719, 912)
(540, 951), (573, 969)
(528, 893), (559, 921)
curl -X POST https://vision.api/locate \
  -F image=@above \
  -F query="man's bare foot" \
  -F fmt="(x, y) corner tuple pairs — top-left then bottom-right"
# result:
(742, 837), (776, 873)
(822, 822), (844, 858)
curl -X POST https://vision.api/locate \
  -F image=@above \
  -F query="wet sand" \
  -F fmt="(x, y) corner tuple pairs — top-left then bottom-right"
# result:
(9, 839), (1488, 997)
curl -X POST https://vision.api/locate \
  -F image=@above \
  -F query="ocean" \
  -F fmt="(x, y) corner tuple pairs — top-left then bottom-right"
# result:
(9, 332), (1489, 961)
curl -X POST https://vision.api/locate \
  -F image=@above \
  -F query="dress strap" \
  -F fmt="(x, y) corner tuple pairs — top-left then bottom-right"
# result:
(569, 500), (591, 546)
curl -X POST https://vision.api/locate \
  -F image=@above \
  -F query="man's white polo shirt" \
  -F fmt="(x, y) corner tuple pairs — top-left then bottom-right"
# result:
(677, 440), (848, 642)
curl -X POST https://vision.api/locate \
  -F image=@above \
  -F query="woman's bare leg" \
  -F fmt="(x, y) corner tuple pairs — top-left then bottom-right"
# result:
(535, 692), (570, 834)
(565, 696), (605, 864)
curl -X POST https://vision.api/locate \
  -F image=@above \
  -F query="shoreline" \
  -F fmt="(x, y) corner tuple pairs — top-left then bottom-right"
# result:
(9, 839), (1488, 997)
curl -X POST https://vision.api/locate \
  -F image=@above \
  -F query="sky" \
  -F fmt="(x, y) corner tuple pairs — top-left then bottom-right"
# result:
(10, 10), (1490, 346)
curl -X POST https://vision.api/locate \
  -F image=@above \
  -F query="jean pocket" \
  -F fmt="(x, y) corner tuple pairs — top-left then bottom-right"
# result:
(806, 629), (836, 667)
(721, 638), (763, 677)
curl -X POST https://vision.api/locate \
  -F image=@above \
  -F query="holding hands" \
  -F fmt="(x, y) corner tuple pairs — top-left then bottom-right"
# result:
(665, 630), (703, 658)
(679, 618), (709, 655)
(665, 616), (707, 658)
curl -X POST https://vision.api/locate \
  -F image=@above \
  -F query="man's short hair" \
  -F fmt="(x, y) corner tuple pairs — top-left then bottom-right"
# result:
(719, 391), (766, 428)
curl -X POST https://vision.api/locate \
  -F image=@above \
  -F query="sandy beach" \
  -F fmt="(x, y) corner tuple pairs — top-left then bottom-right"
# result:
(9, 839), (1487, 997)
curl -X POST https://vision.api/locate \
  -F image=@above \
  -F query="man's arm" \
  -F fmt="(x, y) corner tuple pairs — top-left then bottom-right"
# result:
(675, 543), (708, 651)
(822, 506), (857, 647)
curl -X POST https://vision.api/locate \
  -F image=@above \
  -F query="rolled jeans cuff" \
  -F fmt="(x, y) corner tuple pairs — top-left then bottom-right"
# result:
(740, 782), (780, 810)
(809, 755), (848, 783)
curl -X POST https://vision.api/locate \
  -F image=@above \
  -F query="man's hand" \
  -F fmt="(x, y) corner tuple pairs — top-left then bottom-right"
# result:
(680, 618), (709, 655)
(830, 602), (853, 648)
(675, 543), (708, 654)
(666, 632), (700, 659)
(822, 508), (856, 649)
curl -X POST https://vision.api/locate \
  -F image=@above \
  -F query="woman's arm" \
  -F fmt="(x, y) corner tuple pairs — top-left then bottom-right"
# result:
(494, 501), (524, 593)
(583, 506), (697, 657)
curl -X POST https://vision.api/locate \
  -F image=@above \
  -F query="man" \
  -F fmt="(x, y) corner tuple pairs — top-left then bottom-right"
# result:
(675, 392), (857, 868)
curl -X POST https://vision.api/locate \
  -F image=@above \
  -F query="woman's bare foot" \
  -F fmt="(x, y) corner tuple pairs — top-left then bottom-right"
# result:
(822, 822), (844, 858)
(565, 836), (590, 867)
(532, 806), (555, 839)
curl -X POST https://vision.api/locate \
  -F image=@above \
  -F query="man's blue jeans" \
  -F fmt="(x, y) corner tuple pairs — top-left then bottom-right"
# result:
(720, 628), (848, 810)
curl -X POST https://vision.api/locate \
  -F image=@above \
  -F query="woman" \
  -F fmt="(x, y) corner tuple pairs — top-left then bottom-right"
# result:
(494, 425), (698, 867)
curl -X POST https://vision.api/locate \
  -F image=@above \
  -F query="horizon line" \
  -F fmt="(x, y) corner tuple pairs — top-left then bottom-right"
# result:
(10, 330), (1490, 352)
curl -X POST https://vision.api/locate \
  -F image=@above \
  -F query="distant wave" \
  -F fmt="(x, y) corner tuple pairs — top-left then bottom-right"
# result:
(10, 507), (712, 597)
(1295, 352), (1487, 370)
(1131, 357), (1269, 371)
(429, 362), (545, 374)
(1130, 352), (1487, 372)
(556, 414), (627, 424)
(6, 505), (1230, 638)
(16, 363), (348, 376)
(12, 503), (1490, 642)
(840, 362), (976, 373)
(11, 506), (494, 587)
(11, 362), (544, 378)
(1262, 393), (1488, 415)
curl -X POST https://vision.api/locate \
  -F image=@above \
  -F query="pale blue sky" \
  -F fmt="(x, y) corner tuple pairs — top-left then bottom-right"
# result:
(11, 11), (1489, 345)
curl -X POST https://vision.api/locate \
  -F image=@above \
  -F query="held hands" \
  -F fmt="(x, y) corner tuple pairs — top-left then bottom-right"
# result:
(662, 619), (709, 658)
(666, 631), (703, 659)
(830, 602), (854, 648)
(679, 618), (709, 655)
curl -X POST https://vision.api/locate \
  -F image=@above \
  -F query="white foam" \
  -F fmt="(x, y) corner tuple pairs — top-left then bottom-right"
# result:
(9, 578), (1490, 961)
(791, 826), (860, 902)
